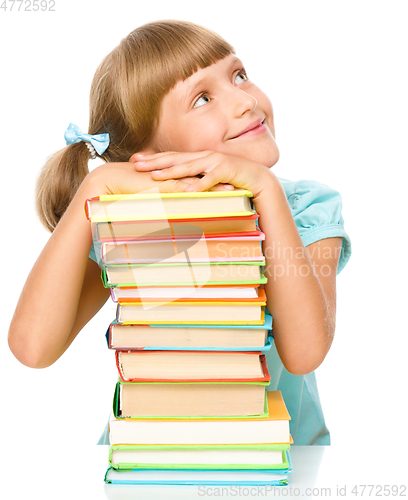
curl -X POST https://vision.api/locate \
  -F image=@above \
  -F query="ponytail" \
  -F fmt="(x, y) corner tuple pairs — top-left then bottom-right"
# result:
(35, 143), (90, 232)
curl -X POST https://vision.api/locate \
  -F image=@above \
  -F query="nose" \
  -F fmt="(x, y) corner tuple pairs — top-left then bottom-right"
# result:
(230, 87), (258, 116)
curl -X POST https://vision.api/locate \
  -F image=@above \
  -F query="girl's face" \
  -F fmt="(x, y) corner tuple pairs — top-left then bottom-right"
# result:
(148, 54), (280, 168)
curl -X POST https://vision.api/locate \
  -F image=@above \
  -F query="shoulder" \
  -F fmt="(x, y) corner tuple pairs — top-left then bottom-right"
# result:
(277, 177), (351, 274)
(278, 177), (342, 215)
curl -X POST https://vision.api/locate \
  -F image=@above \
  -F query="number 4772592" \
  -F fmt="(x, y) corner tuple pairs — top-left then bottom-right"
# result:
(0, 0), (56, 11)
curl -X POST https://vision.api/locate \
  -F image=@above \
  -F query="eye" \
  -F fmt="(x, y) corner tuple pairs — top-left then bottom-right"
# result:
(193, 94), (211, 108)
(235, 71), (248, 85)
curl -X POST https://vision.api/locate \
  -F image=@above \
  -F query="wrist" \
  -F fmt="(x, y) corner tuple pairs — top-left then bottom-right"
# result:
(252, 167), (281, 202)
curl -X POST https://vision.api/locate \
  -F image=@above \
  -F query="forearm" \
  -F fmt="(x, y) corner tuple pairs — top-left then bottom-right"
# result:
(8, 178), (102, 368)
(255, 173), (332, 375)
(131, 151), (336, 374)
(8, 163), (191, 368)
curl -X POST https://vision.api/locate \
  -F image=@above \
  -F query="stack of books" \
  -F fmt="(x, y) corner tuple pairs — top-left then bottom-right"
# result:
(85, 190), (293, 486)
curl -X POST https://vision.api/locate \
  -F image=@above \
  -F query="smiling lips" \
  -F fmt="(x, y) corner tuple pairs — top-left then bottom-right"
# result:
(231, 118), (266, 139)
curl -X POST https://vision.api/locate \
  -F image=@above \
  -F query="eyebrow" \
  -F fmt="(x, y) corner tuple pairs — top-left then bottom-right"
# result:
(184, 77), (209, 103)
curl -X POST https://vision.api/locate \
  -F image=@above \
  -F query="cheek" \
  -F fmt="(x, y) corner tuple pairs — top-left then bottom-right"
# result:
(254, 89), (276, 137)
(175, 121), (222, 152)
(153, 122), (187, 152)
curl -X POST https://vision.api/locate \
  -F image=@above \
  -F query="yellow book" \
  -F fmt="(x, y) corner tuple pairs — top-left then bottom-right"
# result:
(116, 304), (266, 325)
(85, 190), (255, 222)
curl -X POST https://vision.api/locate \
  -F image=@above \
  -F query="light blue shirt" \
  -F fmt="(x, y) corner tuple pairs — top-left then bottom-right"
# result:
(91, 178), (351, 446)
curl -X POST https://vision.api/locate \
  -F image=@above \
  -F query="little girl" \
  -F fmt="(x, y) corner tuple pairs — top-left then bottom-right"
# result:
(8, 20), (351, 446)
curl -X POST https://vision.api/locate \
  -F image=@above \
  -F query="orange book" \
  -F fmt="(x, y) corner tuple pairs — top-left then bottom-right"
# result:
(116, 288), (266, 304)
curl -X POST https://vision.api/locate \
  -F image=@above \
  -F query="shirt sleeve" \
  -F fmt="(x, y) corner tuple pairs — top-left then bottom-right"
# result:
(88, 239), (102, 266)
(278, 177), (352, 274)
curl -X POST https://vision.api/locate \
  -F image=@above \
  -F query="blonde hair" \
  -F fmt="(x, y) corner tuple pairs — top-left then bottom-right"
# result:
(36, 20), (235, 232)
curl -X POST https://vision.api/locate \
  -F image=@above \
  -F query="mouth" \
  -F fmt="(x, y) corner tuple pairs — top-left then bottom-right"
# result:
(230, 118), (266, 140)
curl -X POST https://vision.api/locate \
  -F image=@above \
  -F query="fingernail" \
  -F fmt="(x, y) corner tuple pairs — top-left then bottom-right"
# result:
(224, 185), (234, 190)
(152, 170), (162, 176)
(186, 185), (196, 192)
(135, 161), (146, 165)
(134, 154), (145, 158)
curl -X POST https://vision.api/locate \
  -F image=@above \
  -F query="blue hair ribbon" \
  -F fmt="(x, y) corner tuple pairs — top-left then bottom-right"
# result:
(64, 123), (110, 155)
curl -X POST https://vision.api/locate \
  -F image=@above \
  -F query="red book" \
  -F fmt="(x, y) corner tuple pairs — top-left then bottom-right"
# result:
(115, 351), (271, 383)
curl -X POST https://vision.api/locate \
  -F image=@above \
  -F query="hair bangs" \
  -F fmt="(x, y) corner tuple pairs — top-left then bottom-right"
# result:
(137, 20), (235, 97)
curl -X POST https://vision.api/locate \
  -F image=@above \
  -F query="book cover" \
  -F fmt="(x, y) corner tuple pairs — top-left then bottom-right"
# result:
(115, 351), (271, 383)
(95, 214), (260, 242)
(85, 190), (255, 222)
(115, 288), (266, 304)
(108, 391), (290, 445)
(106, 329), (273, 352)
(110, 284), (262, 302)
(102, 260), (267, 288)
(108, 444), (290, 470)
(113, 380), (270, 419)
(106, 313), (273, 351)
(104, 455), (292, 484)
(116, 305), (266, 326)
(100, 234), (265, 265)
(114, 291), (266, 325)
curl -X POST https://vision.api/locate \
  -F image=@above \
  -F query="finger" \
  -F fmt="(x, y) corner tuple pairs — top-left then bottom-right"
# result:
(151, 164), (207, 180)
(155, 178), (234, 193)
(138, 178), (191, 194)
(130, 151), (177, 162)
(208, 184), (235, 192)
(150, 153), (221, 181)
(177, 176), (203, 185)
(176, 176), (234, 191)
(129, 149), (159, 163)
(152, 169), (236, 190)
(133, 151), (211, 172)
(185, 168), (231, 193)
(156, 179), (192, 193)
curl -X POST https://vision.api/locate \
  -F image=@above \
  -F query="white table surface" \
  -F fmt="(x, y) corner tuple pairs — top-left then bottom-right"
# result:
(4, 444), (406, 500)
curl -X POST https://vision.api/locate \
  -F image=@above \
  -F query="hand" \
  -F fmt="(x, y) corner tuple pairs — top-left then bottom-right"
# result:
(84, 161), (210, 195)
(130, 150), (273, 198)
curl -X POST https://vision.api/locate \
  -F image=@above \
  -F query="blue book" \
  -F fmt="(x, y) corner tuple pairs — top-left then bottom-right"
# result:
(104, 451), (292, 485)
(106, 314), (273, 351)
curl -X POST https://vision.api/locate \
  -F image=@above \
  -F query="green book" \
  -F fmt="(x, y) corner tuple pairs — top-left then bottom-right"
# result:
(109, 444), (290, 470)
(113, 380), (270, 419)
(102, 261), (267, 288)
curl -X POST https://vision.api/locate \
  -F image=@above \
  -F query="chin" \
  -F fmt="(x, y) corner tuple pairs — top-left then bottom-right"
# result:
(249, 145), (280, 169)
(267, 148), (280, 168)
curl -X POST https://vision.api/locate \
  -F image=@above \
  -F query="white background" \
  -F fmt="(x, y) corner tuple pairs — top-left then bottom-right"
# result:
(1, 0), (407, 497)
